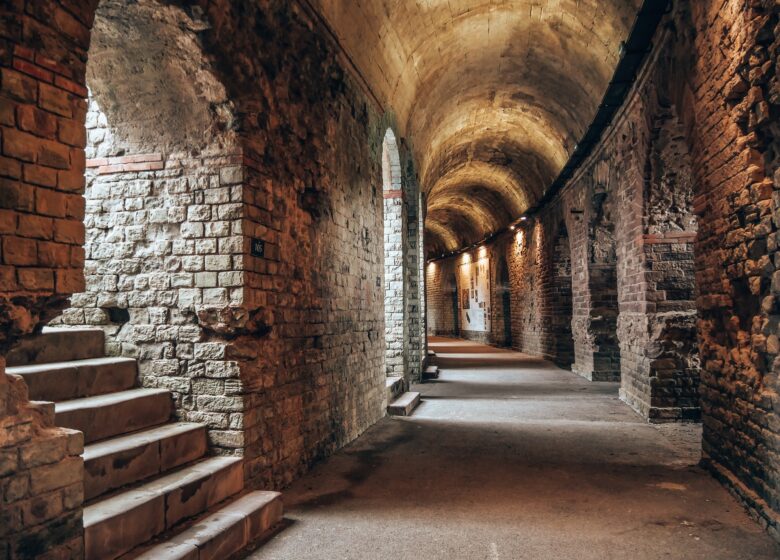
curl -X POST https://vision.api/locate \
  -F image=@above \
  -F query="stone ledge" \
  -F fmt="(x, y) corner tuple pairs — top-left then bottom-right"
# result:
(702, 455), (780, 543)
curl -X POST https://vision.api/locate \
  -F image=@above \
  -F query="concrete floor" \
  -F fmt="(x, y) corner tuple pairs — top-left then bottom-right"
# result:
(248, 338), (780, 559)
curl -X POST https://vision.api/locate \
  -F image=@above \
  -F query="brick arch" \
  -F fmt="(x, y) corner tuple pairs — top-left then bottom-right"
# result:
(0, 0), (240, 350)
(640, 103), (700, 420)
(547, 222), (575, 368)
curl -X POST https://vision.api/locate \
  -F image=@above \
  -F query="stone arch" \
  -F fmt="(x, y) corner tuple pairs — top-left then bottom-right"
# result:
(382, 128), (407, 380)
(548, 223), (575, 368)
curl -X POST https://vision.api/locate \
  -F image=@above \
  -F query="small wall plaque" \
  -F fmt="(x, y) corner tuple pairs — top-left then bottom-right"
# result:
(251, 238), (265, 258)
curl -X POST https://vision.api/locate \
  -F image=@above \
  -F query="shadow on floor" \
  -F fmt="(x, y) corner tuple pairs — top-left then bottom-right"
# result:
(248, 338), (780, 560)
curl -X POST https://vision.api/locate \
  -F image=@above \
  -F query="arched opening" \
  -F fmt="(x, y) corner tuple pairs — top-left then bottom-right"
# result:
(52, 0), (238, 416)
(382, 129), (406, 380)
(550, 225), (575, 368)
(424, 261), (458, 337)
(450, 271), (460, 335)
(497, 253), (512, 347)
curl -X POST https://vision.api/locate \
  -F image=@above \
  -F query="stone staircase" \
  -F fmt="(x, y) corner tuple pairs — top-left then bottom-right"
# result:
(7, 327), (282, 560)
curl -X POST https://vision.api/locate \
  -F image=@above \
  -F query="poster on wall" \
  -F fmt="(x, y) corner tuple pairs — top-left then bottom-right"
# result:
(457, 257), (491, 332)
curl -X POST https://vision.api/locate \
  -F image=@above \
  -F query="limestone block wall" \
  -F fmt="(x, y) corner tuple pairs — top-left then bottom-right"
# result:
(382, 133), (424, 383)
(56, 145), (247, 452)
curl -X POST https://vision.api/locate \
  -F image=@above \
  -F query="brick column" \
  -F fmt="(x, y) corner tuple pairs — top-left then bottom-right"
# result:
(1, 1), (96, 556)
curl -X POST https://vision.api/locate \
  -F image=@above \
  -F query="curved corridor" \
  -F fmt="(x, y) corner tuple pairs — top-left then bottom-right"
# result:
(249, 339), (779, 559)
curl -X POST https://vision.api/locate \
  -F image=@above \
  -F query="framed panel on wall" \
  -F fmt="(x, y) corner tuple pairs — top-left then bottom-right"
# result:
(457, 257), (491, 332)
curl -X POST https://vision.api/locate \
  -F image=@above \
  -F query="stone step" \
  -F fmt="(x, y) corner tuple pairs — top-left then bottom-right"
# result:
(85, 422), (208, 501)
(56, 388), (173, 444)
(85, 456), (244, 560)
(388, 391), (421, 417)
(132, 491), (283, 560)
(7, 357), (137, 402)
(423, 365), (439, 380)
(6, 327), (105, 366)
(385, 376), (405, 403)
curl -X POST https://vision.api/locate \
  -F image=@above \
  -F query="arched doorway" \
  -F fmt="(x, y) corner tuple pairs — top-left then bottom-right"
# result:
(382, 129), (406, 380)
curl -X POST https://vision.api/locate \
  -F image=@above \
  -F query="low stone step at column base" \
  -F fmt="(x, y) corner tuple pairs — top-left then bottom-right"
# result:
(388, 392), (421, 417)
(423, 365), (439, 380)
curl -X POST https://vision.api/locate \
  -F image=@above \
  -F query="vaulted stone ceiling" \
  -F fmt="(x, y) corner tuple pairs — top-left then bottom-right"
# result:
(308, 0), (642, 255)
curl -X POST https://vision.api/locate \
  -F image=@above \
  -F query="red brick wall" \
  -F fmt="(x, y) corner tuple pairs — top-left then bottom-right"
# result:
(0, 1), (97, 556)
(689, 0), (780, 539)
(0, 3), (95, 351)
